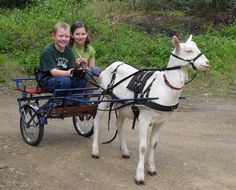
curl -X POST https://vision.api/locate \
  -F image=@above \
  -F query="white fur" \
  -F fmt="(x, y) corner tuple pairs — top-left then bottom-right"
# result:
(92, 35), (210, 184)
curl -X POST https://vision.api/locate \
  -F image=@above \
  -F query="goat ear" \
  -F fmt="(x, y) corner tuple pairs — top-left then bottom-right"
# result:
(172, 36), (180, 52)
(186, 34), (192, 43)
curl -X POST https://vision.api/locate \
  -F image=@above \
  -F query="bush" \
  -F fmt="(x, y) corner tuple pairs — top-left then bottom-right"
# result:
(0, 54), (26, 87)
(0, 0), (235, 87)
(0, 0), (81, 73)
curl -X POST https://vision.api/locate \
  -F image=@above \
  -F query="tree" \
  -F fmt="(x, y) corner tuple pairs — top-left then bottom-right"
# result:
(0, 0), (36, 9)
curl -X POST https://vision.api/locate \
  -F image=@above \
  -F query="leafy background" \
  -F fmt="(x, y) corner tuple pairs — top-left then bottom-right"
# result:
(0, 0), (235, 92)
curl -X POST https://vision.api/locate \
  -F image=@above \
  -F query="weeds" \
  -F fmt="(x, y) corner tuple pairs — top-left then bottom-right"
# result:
(0, 0), (235, 88)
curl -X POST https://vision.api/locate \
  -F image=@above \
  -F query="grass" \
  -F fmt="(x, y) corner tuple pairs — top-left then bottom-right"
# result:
(0, 0), (235, 93)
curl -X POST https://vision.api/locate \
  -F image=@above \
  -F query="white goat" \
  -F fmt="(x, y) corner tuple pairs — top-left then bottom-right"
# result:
(92, 35), (210, 185)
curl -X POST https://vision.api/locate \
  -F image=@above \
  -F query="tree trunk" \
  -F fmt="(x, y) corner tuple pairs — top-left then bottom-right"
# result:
(131, 0), (137, 11)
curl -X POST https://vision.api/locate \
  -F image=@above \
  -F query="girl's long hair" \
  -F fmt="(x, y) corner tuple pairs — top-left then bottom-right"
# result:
(69, 21), (90, 51)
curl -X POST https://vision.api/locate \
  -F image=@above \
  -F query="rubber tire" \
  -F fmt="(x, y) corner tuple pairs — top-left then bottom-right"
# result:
(20, 104), (44, 146)
(72, 115), (94, 137)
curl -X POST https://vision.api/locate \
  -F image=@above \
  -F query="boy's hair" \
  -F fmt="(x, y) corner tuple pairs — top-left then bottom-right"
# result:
(52, 22), (70, 33)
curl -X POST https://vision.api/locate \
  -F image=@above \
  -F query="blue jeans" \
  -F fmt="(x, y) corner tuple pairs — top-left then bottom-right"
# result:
(40, 76), (87, 96)
(85, 66), (102, 81)
(88, 66), (102, 77)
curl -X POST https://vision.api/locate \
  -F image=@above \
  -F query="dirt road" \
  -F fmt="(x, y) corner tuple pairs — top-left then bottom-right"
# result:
(0, 89), (235, 190)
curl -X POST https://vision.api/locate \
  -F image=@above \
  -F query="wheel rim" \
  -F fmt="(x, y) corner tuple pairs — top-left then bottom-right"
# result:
(74, 114), (94, 135)
(21, 107), (40, 143)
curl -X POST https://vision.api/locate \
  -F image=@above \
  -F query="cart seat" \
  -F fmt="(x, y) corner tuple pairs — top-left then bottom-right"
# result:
(16, 87), (43, 94)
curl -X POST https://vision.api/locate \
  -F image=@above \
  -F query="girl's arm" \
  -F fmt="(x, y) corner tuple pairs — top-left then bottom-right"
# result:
(88, 56), (95, 68)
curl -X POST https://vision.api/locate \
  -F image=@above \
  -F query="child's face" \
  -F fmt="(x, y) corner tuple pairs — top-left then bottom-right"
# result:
(52, 28), (70, 49)
(71, 27), (88, 46)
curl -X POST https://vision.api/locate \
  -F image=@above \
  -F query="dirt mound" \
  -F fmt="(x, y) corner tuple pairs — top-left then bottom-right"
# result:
(126, 12), (236, 37)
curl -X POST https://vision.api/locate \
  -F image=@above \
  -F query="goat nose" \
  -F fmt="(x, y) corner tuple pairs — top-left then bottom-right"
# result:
(206, 60), (210, 66)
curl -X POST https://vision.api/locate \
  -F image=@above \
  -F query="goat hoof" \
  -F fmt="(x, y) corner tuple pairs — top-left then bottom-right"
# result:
(147, 171), (157, 176)
(91, 154), (100, 159)
(135, 179), (145, 185)
(122, 155), (130, 159)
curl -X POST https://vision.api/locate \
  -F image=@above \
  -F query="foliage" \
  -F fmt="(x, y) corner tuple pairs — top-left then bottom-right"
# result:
(194, 33), (236, 80)
(0, 0), (82, 73)
(0, 0), (235, 88)
(0, 54), (26, 86)
(134, 0), (236, 12)
(94, 24), (170, 68)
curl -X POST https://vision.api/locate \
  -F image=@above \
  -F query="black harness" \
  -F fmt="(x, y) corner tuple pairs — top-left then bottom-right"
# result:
(126, 70), (181, 128)
(102, 52), (203, 129)
(101, 52), (204, 144)
(104, 64), (181, 129)
(126, 71), (155, 96)
(126, 71), (155, 128)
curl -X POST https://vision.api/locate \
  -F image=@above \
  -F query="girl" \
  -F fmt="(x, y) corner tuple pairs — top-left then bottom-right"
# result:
(70, 21), (101, 79)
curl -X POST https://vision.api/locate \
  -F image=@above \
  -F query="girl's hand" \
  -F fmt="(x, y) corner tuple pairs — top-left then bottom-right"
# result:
(76, 58), (87, 68)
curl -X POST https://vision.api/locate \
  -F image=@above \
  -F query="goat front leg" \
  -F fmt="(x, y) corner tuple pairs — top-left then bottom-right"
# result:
(92, 101), (108, 159)
(147, 123), (162, 176)
(135, 118), (149, 185)
(117, 115), (130, 158)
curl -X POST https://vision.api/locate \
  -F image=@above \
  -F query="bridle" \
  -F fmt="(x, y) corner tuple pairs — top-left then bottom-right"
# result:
(163, 52), (203, 90)
(170, 52), (203, 70)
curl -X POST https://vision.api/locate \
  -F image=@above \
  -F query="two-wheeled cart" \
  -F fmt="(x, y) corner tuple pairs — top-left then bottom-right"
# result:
(12, 77), (156, 146)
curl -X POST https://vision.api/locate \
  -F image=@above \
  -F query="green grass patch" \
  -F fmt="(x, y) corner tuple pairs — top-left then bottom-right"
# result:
(0, 0), (235, 91)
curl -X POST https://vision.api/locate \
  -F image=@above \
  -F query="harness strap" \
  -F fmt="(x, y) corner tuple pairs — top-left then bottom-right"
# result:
(109, 66), (181, 92)
(189, 60), (197, 70)
(129, 71), (155, 129)
(170, 53), (202, 70)
(185, 73), (197, 84)
(140, 78), (156, 98)
(131, 105), (140, 129)
(103, 64), (183, 130)
(107, 102), (114, 131)
(106, 63), (123, 94)
(144, 101), (179, 112)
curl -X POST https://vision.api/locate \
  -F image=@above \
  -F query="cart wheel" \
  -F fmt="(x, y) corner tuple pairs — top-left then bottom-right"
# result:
(20, 104), (44, 146)
(72, 114), (94, 137)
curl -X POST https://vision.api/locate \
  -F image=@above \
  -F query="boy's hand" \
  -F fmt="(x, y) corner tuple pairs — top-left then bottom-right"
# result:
(70, 68), (86, 79)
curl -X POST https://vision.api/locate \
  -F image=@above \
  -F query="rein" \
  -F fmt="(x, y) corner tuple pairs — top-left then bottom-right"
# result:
(100, 61), (198, 112)
(100, 53), (204, 144)
(104, 65), (182, 94)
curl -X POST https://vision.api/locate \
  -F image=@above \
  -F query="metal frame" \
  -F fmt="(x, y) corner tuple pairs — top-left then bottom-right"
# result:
(12, 77), (158, 145)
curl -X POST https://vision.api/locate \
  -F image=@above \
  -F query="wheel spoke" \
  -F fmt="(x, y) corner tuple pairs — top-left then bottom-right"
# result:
(20, 104), (44, 146)
(72, 113), (94, 137)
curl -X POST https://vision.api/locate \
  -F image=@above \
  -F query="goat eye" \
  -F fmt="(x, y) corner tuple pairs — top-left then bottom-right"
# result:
(186, 49), (193, 53)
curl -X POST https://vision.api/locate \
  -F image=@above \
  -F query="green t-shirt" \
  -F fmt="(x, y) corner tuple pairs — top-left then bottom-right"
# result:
(72, 45), (95, 62)
(39, 43), (76, 72)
